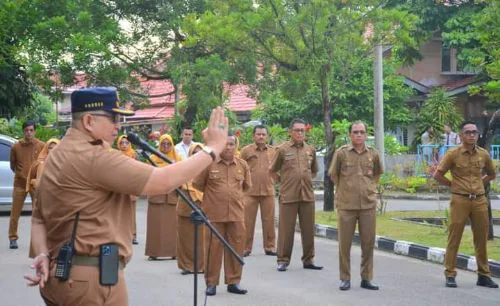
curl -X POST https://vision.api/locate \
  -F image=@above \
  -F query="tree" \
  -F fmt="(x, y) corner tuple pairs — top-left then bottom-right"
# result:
(184, 0), (418, 210)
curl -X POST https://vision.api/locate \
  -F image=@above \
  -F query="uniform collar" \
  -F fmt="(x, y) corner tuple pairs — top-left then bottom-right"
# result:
(218, 157), (237, 165)
(347, 144), (368, 153)
(459, 144), (477, 155)
(288, 140), (304, 148)
(254, 143), (269, 151)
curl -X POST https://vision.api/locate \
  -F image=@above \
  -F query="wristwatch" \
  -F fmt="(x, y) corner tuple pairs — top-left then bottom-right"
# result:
(202, 146), (217, 161)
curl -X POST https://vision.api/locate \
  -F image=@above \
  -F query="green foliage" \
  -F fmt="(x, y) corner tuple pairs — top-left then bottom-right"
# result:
(405, 176), (427, 194)
(385, 134), (409, 155)
(34, 126), (63, 142)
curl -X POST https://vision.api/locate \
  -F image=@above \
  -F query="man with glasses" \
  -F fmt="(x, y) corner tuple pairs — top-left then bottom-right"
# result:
(270, 118), (322, 272)
(25, 87), (229, 305)
(434, 120), (498, 289)
(328, 120), (383, 291)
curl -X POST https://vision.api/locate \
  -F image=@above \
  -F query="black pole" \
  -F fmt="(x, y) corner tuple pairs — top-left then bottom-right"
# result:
(191, 211), (204, 306)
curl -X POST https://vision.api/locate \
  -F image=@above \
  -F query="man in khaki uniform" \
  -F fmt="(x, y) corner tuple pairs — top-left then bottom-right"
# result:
(240, 124), (277, 257)
(9, 120), (44, 249)
(328, 120), (383, 291)
(24, 87), (230, 305)
(270, 118), (322, 272)
(194, 133), (251, 296)
(434, 120), (498, 289)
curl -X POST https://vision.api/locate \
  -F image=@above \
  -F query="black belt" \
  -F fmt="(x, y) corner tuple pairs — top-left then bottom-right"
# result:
(451, 192), (485, 200)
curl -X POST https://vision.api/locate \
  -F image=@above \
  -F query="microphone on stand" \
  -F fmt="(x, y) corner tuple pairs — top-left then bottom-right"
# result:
(127, 133), (174, 165)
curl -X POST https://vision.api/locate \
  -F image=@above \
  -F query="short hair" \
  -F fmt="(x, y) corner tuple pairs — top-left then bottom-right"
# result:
(459, 120), (477, 131)
(289, 118), (306, 129)
(182, 126), (193, 132)
(349, 120), (367, 133)
(22, 120), (36, 130)
(253, 125), (268, 134)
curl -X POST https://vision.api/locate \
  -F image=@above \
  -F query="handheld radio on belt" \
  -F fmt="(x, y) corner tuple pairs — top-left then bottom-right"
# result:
(55, 212), (80, 281)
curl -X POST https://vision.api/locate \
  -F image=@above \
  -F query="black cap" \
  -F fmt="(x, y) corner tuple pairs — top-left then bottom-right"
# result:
(71, 87), (134, 116)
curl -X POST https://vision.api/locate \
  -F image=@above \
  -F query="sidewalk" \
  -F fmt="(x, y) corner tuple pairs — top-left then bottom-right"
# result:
(314, 190), (500, 201)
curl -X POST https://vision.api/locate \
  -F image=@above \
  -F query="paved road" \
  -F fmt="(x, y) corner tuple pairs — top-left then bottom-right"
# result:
(2, 199), (500, 306)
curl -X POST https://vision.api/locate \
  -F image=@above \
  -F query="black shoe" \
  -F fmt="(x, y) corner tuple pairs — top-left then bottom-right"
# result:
(227, 284), (248, 294)
(277, 263), (288, 272)
(132, 238), (139, 245)
(360, 280), (379, 290)
(303, 263), (323, 270)
(445, 277), (457, 288)
(9, 240), (18, 249)
(243, 250), (251, 257)
(265, 250), (277, 256)
(181, 269), (193, 275)
(477, 275), (499, 288)
(206, 286), (216, 296)
(339, 280), (351, 291)
(148, 256), (158, 261)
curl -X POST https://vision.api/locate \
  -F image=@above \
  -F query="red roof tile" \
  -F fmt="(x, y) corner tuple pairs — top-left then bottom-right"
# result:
(225, 84), (257, 112)
(128, 106), (175, 120)
(441, 76), (478, 91)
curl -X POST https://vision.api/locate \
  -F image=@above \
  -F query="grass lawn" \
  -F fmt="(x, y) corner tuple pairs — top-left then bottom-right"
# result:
(316, 210), (500, 262)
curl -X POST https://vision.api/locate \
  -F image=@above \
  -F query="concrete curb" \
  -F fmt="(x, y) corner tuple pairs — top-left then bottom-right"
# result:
(314, 223), (500, 278)
(313, 192), (500, 201)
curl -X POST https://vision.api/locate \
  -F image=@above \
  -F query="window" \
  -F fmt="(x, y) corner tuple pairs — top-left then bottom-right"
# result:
(441, 44), (451, 72)
(0, 143), (11, 161)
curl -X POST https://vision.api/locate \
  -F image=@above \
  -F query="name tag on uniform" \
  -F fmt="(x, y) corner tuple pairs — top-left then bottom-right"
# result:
(284, 152), (295, 160)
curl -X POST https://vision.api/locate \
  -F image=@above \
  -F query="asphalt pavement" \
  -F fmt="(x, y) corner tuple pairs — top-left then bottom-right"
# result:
(2, 199), (500, 306)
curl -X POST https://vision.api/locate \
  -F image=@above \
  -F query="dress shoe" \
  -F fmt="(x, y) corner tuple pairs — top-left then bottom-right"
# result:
(206, 286), (216, 296)
(132, 238), (139, 245)
(181, 269), (193, 275)
(303, 263), (323, 270)
(445, 277), (457, 288)
(265, 250), (277, 256)
(227, 283), (248, 294)
(9, 240), (18, 249)
(360, 280), (379, 290)
(339, 280), (351, 291)
(243, 250), (251, 257)
(477, 275), (499, 288)
(277, 263), (288, 272)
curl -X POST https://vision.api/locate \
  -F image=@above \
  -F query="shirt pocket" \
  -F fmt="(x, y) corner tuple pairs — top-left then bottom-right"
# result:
(455, 161), (469, 176)
(471, 157), (485, 177)
(341, 161), (355, 176)
(209, 172), (221, 180)
(362, 161), (374, 177)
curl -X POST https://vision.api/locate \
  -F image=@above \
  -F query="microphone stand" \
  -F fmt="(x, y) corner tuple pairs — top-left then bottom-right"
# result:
(134, 138), (244, 306)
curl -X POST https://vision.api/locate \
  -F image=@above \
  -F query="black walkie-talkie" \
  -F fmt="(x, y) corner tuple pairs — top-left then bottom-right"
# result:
(55, 212), (80, 281)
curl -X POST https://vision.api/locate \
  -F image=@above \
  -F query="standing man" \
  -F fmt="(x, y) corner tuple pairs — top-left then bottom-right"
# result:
(175, 127), (198, 160)
(433, 120), (498, 289)
(194, 133), (251, 296)
(24, 87), (230, 305)
(9, 120), (44, 249)
(270, 118), (322, 272)
(328, 121), (383, 291)
(240, 125), (277, 257)
(442, 123), (460, 146)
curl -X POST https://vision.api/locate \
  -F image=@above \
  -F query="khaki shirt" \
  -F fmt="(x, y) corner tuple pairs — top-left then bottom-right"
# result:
(240, 143), (276, 196)
(10, 138), (45, 188)
(437, 145), (495, 195)
(193, 157), (251, 222)
(329, 145), (383, 210)
(32, 128), (153, 263)
(270, 141), (318, 204)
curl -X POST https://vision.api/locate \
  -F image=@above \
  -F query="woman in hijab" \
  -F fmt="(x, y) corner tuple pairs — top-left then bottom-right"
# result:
(116, 135), (139, 245)
(26, 138), (60, 258)
(145, 134), (182, 260)
(176, 143), (205, 274)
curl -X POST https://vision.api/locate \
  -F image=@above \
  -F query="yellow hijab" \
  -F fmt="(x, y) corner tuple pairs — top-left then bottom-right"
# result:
(183, 143), (204, 202)
(26, 138), (60, 192)
(150, 134), (181, 167)
(116, 135), (136, 159)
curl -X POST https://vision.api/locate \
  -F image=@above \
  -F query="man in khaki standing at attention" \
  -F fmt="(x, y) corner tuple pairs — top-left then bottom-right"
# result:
(9, 120), (44, 249)
(329, 120), (382, 291)
(270, 118), (322, 272)
(240, 124), (277, 257)
(434, 120), (498, 289)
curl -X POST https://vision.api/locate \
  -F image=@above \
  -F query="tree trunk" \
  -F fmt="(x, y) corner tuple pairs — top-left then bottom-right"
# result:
(320, 64), (335, 211)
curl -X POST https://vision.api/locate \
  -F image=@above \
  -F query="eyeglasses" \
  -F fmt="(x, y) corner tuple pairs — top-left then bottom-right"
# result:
(161, 142), (173, 147)
(292, 129), (305, 133)
(463, 130), (478, 136)
(352, 130), (366, 135)
(92, 113), (121, 124)
(120, 141), (129, 145)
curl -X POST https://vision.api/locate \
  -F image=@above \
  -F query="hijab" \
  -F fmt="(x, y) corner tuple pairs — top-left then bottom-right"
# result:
(25, 138), (60, 192)
(116, 135), (136, 159)
(150, 134), (181, 167)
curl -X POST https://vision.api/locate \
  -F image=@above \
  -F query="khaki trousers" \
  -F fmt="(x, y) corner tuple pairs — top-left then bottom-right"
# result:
(445, 195), (490, 277)
(131, 198), (137, 239)
(9, 186), (34, 240)
(177, 215), (205, 272)
(205, 221), (245, 286)
(40, 265), (128, 306)
(277, 201), (315, 265)
(244, 195), (276, 253)
(338, 209), (376, 281)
